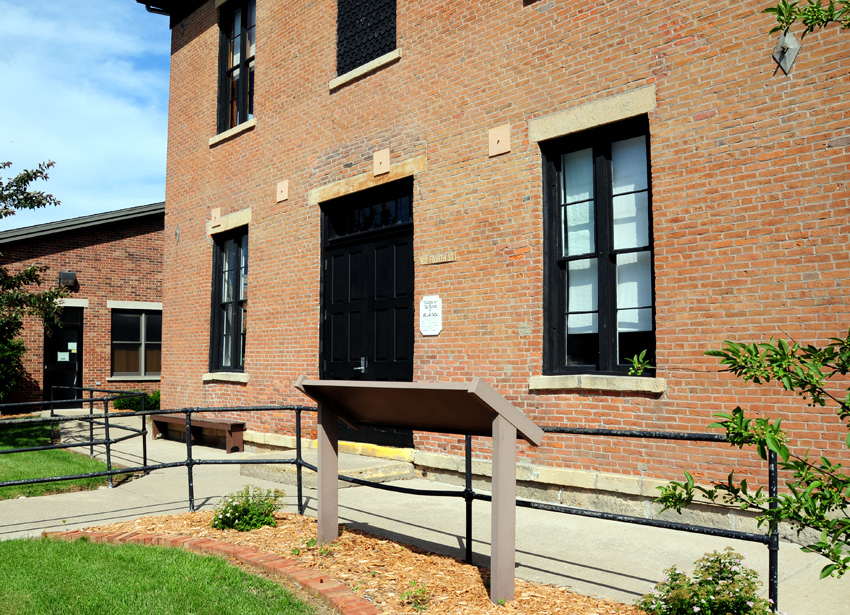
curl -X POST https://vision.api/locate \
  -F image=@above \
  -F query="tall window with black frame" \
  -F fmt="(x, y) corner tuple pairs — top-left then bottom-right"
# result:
(543, 117), (655, 376)
(211, 230), (248, 372)
(336, 0), (396, 75)
(218, 0), (256, 133)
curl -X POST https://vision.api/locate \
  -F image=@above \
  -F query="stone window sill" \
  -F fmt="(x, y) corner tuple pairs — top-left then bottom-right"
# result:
(106, 376), (161, 382)
(528, 374), (665, 395)
(329, 49), (401, 91)
(202, 372), (250, 384)
(209, 118), (257, 147)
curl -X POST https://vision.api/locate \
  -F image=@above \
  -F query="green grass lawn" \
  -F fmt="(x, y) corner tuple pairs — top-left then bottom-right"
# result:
(0, 538), (314, 615)
(0, 422), (113, 499)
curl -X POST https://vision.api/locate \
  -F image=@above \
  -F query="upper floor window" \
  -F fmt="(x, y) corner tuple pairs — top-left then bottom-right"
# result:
(111, 310), (162, 377)
(542, 117), (655, 376)
(210, 228), (248, 372)
(218, 0), (256, 133)
(336, 0), (396, 75)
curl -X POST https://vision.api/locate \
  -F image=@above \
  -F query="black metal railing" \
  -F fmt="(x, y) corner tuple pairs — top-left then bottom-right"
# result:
(0, 388), (149, 488)
(0, 402), (782, 610)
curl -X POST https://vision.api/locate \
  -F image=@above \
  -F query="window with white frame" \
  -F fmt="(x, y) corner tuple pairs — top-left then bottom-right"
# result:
(111, 311), (162, 377)
(542, 116), (655, 375)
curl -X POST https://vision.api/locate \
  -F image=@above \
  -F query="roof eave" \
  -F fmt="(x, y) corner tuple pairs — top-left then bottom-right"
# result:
(0, 202), (165, 244)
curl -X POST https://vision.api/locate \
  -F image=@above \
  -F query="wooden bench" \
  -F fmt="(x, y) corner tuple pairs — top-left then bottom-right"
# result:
(151, 414), (246, 454)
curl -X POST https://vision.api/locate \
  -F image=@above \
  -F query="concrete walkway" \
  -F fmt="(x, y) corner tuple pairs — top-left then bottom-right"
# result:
(1, 413), (847, 614)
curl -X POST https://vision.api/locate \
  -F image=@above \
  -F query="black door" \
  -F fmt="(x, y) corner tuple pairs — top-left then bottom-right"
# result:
(320, 180), (415, 447)
(44, 307), (84, 405)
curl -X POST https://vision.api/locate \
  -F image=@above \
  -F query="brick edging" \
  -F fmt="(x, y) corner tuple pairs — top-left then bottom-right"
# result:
(41, 530), (379, 615)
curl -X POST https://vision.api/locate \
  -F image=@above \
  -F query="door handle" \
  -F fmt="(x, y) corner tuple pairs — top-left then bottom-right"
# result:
(353, 357), (368, 373)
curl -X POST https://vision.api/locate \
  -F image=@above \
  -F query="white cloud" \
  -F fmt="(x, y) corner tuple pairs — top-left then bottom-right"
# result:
(0, 0), (171, 229)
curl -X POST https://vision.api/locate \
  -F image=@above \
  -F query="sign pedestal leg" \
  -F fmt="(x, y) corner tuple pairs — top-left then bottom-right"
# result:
(490, 414), (516, 603)
(317, 403), (339, 544)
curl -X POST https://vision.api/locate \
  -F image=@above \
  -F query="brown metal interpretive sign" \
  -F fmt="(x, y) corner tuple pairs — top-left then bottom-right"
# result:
(293, 376), (543, 604)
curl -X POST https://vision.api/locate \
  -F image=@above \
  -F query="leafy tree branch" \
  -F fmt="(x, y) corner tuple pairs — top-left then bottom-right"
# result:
(656, 334), (850, 579)
(0, 161), (66, 402)
(765, 0), (850, 38)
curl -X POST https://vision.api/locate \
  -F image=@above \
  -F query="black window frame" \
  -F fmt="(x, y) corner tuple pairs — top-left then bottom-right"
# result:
(210, 228), (248, 373)
(217, 0), (256, 133)
(110, 310), (162, 378)
(336, 0), (396, 76)
(542, 116), (656, 376)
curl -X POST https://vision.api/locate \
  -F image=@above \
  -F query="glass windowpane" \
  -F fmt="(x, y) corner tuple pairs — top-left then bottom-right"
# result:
(240, 235), (248, 300)
(112, 313), (141, 343)
(564, 201), (595, 257)
(567, 258), (598, 315)
(562, 148), (593, 204)
(567, 312), (598, 334)
(145, 313), (162, 343)
(145, 345), (162, 375)
(617, 307), (653, 332)
(613, 191), (649, 250)
(616, 252), (652, 309)
(566, 326), (598, 366)
(113, 344), (140, 374)
(248, 61), (254, 120)
(231, 31), (241, 67)
(612, 136), (647, 195)
(221, 303), (233, 366)
(247, 0), (256, 56)
(221, 238), (234, 302)
(397, 195), (411, 223)
(618, 328), (654, 366)
(240, 305), (247, 367)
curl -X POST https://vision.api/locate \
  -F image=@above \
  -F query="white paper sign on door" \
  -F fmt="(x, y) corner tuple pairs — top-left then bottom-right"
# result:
(419, 295), (442, 336)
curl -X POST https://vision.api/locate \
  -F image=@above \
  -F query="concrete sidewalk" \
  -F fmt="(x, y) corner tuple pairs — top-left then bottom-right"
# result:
(1, 414), (847, 614)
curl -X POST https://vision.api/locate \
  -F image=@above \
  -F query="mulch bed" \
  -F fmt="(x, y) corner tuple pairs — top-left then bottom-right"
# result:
(85, 511), (645, 614)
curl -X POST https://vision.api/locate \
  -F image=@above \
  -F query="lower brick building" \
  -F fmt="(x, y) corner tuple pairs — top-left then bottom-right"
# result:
(140, 0), (849, 519)
(0, 203), (164, 406)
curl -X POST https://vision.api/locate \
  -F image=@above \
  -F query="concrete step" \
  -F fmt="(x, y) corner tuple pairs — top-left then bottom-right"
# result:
(240, 448), (414, 489)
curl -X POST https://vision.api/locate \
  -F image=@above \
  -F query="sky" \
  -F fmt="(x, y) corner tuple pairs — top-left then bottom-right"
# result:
(0, 1), (171, 230)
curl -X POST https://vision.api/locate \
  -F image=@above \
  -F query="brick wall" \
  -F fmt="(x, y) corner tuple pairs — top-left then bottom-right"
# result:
(0, 214), (164, 405)
(162, 0), (850, 485)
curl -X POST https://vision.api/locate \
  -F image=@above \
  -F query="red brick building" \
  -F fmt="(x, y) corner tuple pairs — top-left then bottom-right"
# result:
(140, 1), (849, 515)
(0, 203), (164, 405)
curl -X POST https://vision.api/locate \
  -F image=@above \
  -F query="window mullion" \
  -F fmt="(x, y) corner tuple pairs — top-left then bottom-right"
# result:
(236, 7), (247, 125)
(139, 314), (146, 376)
(595, 144), (616, 372)
(233, 241), (243, 369)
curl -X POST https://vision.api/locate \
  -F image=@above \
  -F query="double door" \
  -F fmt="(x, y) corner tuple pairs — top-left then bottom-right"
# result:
(320, 183), (414, 446)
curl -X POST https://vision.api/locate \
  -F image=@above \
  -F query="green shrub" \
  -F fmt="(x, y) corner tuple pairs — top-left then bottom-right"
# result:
(112, 390), (160, 412)
(637, 548), (773, 615)
(211, 486), (285, 532)
(0, 337), (25, 402)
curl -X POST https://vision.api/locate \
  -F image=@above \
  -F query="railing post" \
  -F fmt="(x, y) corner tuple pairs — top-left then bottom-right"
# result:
(464, 434), (474, 564)
(296, 408), (304, 515)
(141, 394), (148, 474)
(103, 399), (113, 488)
(768, 449), (779, 612)
(88, 389), (95, 457)
(186, 409), (195, 511)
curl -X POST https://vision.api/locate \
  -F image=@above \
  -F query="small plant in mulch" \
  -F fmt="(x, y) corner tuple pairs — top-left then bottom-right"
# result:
(211, 485), (285, 531)
(399, 579), (431, 612)
(636, 548), (773, 615)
